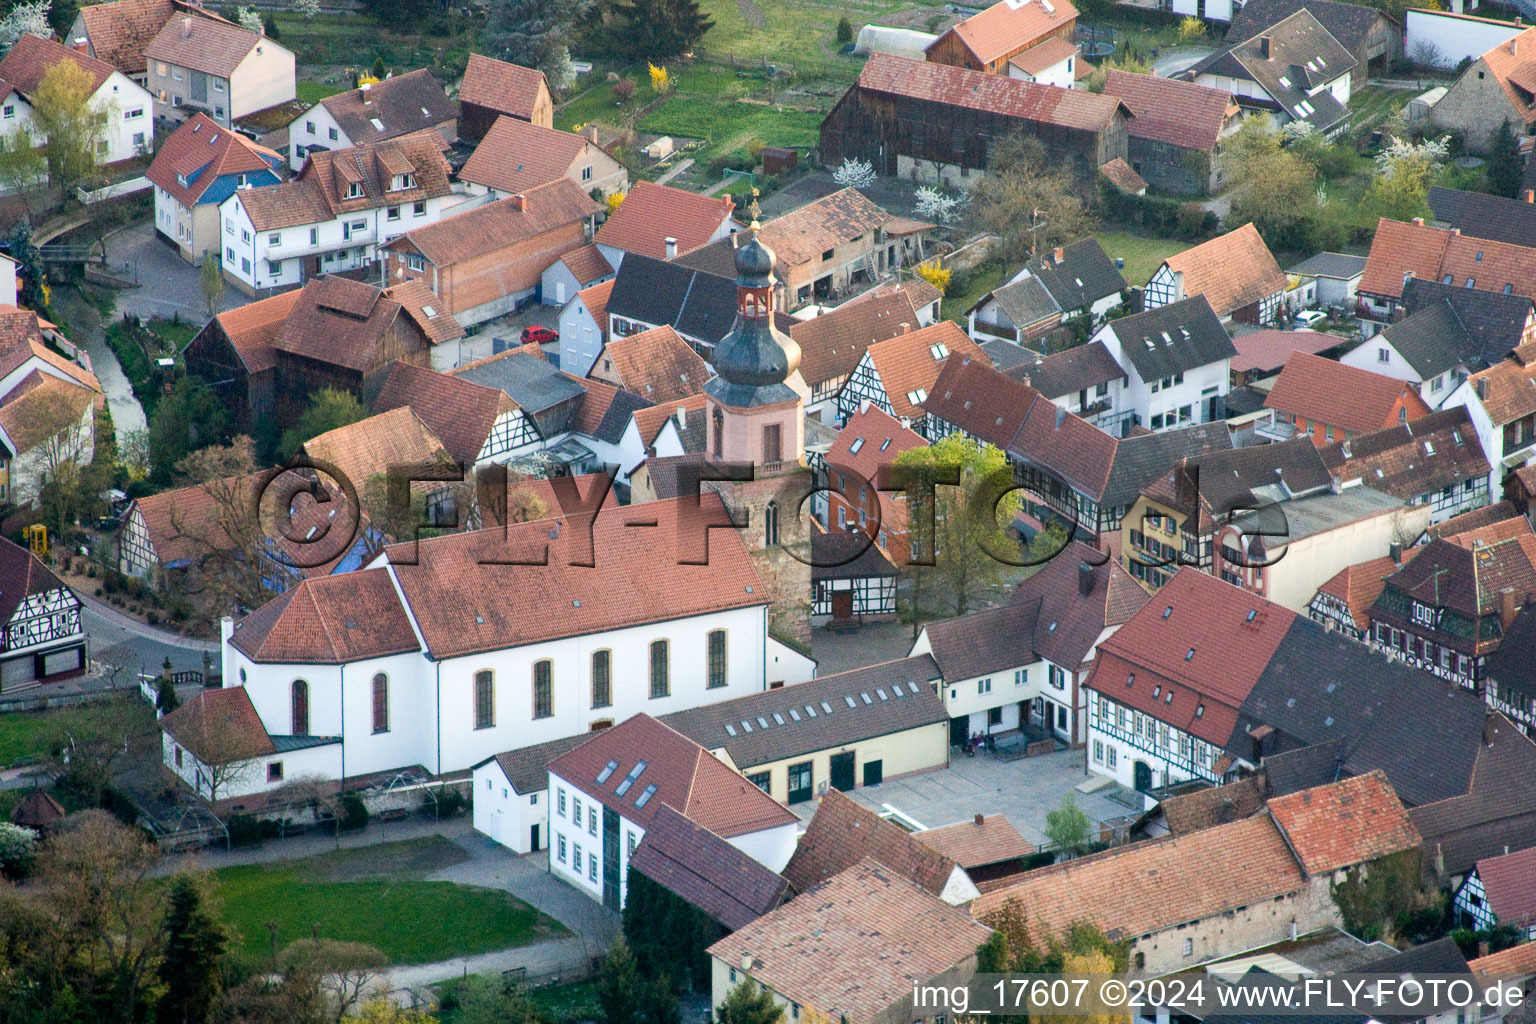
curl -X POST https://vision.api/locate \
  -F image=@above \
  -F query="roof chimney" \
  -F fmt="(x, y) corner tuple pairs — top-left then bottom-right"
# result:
(361, 82), (372, 104)
(1078, 560), (1095, 597)
(1389, 541), (1402, 565)
(1501, 588), (1521, 630)
(1258, 34), (1272, 59)
(1526, 189), (1535, 204)
(1411, 217), (1424, 227)
(510, 193), (528, 212)
(665, 236), (678, 259)
(1512, 36), (1519, 54)
(974, 812), (984, 826)
(1476, 377), (1490, 401)
(676, 404), (687, 428)
(741, 951), (752, 972)
(180, 15), (192, 38)
(899, 322), (911, 334)
(1053, 246), (1064, 263)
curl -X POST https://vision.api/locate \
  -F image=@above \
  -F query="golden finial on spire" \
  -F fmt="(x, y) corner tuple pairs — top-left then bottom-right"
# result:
(748, 188), (762, 232)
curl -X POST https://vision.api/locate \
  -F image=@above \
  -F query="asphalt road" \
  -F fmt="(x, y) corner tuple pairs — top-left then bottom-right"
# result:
(82, 596), (218, 682)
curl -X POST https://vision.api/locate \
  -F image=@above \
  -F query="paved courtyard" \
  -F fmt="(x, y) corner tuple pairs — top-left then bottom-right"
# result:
(102, 222), (249, 322)
(826, 747), (1140, 849)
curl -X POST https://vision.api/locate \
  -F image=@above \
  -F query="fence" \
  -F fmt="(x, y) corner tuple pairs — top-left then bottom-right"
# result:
(77, 176), (150, 205)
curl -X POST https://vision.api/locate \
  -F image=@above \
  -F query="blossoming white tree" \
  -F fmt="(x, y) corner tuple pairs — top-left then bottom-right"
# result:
(833, 157), (876, 189)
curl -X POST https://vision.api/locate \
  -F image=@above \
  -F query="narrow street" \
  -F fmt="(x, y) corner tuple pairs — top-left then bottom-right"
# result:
(51, 286), (148, 436)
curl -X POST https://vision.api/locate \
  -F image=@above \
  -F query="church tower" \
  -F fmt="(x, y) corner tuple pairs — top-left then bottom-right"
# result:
(704, 198), (812, 652)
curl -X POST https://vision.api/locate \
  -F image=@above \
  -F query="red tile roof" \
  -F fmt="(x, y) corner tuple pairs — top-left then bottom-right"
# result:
(272, 276), (416, 373)
(1086, 568), (1294, 745)
(458, 115), (595, 196)
(0, 33), (116, 97)
(0, 536), (72, 627)
(1465, 345), (1536, 426)
(596, 324), (711, 403)
(828, 403), (927, 484)
(1229, 328), (1340, 374)
(208, 288), (300, 374)
(384, 279), (466, 346)
(933, 0), (1079, 66)
(147, 112), (283, 208)
(856, 52), (1129, 133)
(758, 188), (898, 269)
(458, 53), (549, 122)
(631, 393), (707, 448)
(1471, 940), (1536, 979)
(1479, 27), (1536, 130)
(1264, 351), (1429, 434)
(160, 687), (275, 761)
(575, 278), (614, 337)
(1102, 70), (1235, 151)
(865, 321), (988, 420)
(0, 306), (101, 393)
(144, 12), (265, 78)
(1359, 217), (1536, 303)
(560, 244), (613, 287)
(384, 179), (599, 268)
(548, 713), (797, 837)
(594, 181), (735, 260)
(302, 405), (453, 494)
(229, 567), (420, 664)
(383, 494), (766, 659)
(1008, 35), (1079, 75)
(628, 803), (792, 930)
(707, 859), (992, 1024)
(1266, 770), (1421, 876)
(0, 371), (97, 454)
(1161, 223), (1286, 318)
(917, 814), (1033, 868)
(789, 287), (922, 387)
(970, 814), (1305, 940)
(372, 361), (519, 464)
(783, 788), (962, 897)
(1314, 550), (1419, 632)
(238, 132), (453, 231)
(76, 0), (177, 76)
(1098, 157), (1147, 194)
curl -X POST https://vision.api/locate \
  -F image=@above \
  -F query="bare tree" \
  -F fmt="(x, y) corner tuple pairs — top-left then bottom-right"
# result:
(280, 939), (390, 1022)
(39, 810), (166, 1019)
(176, 692), (260, 806)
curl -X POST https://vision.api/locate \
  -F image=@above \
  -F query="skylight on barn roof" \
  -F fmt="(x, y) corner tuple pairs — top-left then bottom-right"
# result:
(614, 760), (648, 796)
(596, 759), (619, 784)
(634, 783), (658, 808)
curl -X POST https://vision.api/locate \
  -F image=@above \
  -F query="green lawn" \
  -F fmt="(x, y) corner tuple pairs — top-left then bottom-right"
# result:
(147, 317), (198, 350)
(1092, 231), (1193, 289)
(944, 261), (1009, 325)
(436, 978), (601, 1024)
(637, 97), (823, 162)
(1348, 85), (1411, 135)
(296, 80), (345, 104)
(0, 701), (153, 768)
(210, 837), (566, 965)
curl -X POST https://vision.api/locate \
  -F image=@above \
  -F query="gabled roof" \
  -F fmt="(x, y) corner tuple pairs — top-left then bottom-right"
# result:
(929, 0), (1079, 66)
(1401, 277), (1534, 369)
(662, 655), (947, 770)
(1319, 406), (1491, 500)
(1478, 26), (1536, 130)
(383, 494), (766, 659)
(630, 393), (706, 451)
(1374, 519), (1536, 620)
(146, 112), (282, 208)
(629, 804), (793, 931)
(982, 275), (1060, 330)
(1141, 436), (1333, 536)
(708, 859), (992, 1024)
(385, 279), (466, 346)
(594, 181), (735, 260)
(1010, 540), (1151, 668)
(75, 0), (213, 77)
(272, 276), (411, 373)
(1005, 340), (1125, 399)
(0, 536), (73, 626)
(160, 686), (276, 762)
(458, 115), (597, 196)
(865, 321), (988, 420)
(1098, 157), (1148, 194)
(1313, 550), (1419, 633)
(1407, 714), (1536, 875)
(485, 734), (589, 794)
(458, 53), (549, 121)
(1229, 329), (1340, 375)
(782, 788), (963, 897)
(1288, 251), (1368, 280)
(302, 405), (453, 493)
(384, 179), (599, 268)
(605, 255), (738, 347)
(1008, 35), (1079, 75)
(916, 814), (1032, 869)
(922, 602), (1041, 684)
(1102, 70), (1235, 151)
(810, 530), (899, 581)
(560, 244), (613, 288)
(827, 403), (927, 483)
(1225, 0), (1393, 57)
(144, 12), (269, 78)
(372, 361), (519, 464)
(1429, 186), (1536, 249)
(0, 307), (100, 393)
(1087, 569), (1294, 745)
(1021, 237), (1129, 311)
(1264, 351), (1425, 433)
(1154, 775), (1267, 834)
(0, 371), (97, 454)
(229, 567), (419, 664)
(789, 287), (922, 387)
(1465, 344), (1536, 427)
(1195, 10), (1355, 129)
(1471, 939), (1536, 979)
(0, 34), (116, 98)
(1359, 217), (1536, 303)
(924, 353), (1037, 445)
(596, 324), (711, 404)
(757, 188), (897, 268)
(1159, 224), (1286, 319)
(1380, 301), (1475, 378)
(312, 69), (456, 148)
(1486, 602), (1536, 699)
(205, 287), (301, 374)
(10, 787), (64, 829)
(547, 713), (797, 836)
(452, 349), (589, 419)
(237, 132), (453, 231)
(1104, 295), (1237, 381)
(854, 52), (1130, 133)
(970, 814), (1305, 939)
(1471, 843), (1536, 928)
(1425, 501), (1522, 542)
(1266, 770), (1421, 877)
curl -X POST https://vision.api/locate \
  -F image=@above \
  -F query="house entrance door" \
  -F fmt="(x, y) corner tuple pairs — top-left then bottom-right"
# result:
(830, 751), (856, 792)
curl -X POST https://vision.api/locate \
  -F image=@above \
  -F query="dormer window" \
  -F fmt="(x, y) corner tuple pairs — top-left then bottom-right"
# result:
(389, 173), (416, 191)
(345, 182), (364, 199)
(176, 173), (187, 187)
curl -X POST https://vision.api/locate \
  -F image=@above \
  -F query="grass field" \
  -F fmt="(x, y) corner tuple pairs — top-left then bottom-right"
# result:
(296, 80), (345, 104)
(436, 978), (601, 1024)
(0, 701), (153, 768)
(1091, 231), (1193, 288)
(1348, 85), (1412, 136)
(638, 97), (824, 162)
(944, 261), (1009, 326)
(210, 837), (565, 965)
(147, 317), (198, 350)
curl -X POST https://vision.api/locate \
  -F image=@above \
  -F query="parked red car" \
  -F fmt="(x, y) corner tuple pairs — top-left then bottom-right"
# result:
(521, 325), (559, 345)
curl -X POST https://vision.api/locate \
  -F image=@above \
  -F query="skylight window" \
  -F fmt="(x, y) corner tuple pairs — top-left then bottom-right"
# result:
(907, 681), (919, 694)
(773, 712), (786, 725)
(614, 760), (648, 796)
(805, 704), (817, 717)
(930, 342), (949, 359)
(880, 438), (891, 451)
(1195, 704), (1205, 718)
(1127, 673), (1135, 687)
(1185, 648), (1196, 661)
(821, 701), (835, 714)
(1278, 75), (1291, 88)
(849, 437), (865, 454)
(1165, 691), (1174, 704)
(876, 688), (889, 700)
(757, 716), (771, 729)
(634, 783), (657, 808)
(789, 708), (801, 721)
(370, 117), (385, 131)
(422, 305), (438, 318)
(596, 759), (619, 784)
(1247, 609), (1257, 622)
(844, 695), (857, 708)
(860, 692), (873, 704)
(1152, 685), (1161, 698)
(907, 389), (927, 404)
(1162, 606), (1173, 619)
(741, 720), (753, 733)
(724, 723), (737, 736)
(1425, 441), (1435, 455)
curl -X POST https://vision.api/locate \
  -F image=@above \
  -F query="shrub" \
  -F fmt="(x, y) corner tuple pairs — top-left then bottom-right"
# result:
(1175, 202), (1209, 240)
(836, 14), (853, 45)
(86, 565), (96, 578)
(0, 822), (37, 879)
(613, 78), (635, 103)
(1176, 15), (1204, 41)
(338, 793), (369, 832)
(915, 258), (951, 293)
(433, 787), (467, 818)
(745, 138), (766, 160)
(228, 813), (264, 847)
(146, 611), (160, 626)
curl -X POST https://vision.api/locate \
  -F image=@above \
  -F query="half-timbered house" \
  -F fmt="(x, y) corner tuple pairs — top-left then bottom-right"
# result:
(0, 537), (83, 690)
(1455, 845), (1536, 938)
(1143, 223), (1286, 324)
(833, 321), (986, 434)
